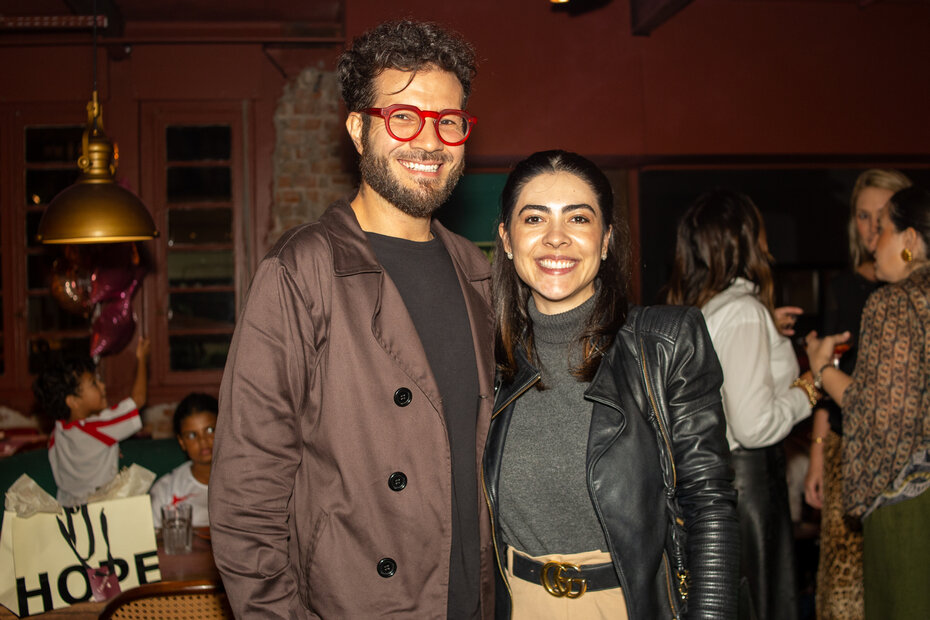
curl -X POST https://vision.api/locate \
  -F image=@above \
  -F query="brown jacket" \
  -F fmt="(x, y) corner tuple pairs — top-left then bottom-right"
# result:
(209, 200), (495, 618)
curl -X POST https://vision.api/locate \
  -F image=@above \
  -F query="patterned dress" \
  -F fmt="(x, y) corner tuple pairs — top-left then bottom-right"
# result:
(841, 264), (930, 615)
(842, 264), (930, 518)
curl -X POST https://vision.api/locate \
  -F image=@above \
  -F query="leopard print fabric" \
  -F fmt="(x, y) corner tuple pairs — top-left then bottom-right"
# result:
(842, 265), (930, 519)
(816, 431), (863, 619)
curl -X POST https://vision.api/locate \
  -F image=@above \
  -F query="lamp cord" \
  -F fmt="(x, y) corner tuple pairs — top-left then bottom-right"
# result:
(92, 0), (98, 130)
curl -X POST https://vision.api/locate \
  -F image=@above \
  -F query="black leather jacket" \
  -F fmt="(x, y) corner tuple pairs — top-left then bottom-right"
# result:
(483, 305), (739, 619)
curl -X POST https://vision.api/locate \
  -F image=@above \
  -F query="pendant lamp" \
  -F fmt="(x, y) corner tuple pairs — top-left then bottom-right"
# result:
(36, 3), (158, 244)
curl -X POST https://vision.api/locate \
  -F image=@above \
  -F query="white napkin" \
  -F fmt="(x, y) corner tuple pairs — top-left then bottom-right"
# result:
(84, 464), (156, 503)
(4, 474), (61, 518)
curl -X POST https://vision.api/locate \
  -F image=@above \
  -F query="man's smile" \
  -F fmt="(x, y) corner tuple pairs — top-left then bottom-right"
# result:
(399, 159), (441, 174)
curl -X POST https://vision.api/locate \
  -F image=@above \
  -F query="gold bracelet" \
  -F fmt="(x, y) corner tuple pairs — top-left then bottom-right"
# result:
(792, 377), (819, 407)
(812, 436), (824, 444)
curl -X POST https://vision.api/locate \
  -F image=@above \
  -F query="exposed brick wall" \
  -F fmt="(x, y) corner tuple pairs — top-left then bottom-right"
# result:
(270, 66), (357, 244)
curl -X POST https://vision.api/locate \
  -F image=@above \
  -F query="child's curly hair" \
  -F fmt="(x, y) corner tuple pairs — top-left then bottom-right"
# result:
(33, 355), (96, 421)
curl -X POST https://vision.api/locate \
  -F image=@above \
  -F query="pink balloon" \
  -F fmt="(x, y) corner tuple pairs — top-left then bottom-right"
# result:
(90, 296), (135, 357)
(88, 244), (141, 304)
(89, 267), (135, 305)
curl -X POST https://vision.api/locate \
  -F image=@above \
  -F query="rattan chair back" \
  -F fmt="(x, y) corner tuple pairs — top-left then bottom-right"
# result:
(99, 579), (233, 619)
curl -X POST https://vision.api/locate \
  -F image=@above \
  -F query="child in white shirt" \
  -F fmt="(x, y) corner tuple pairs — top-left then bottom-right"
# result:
(150, 393), (217, 528)
(33, 338), (149, 506)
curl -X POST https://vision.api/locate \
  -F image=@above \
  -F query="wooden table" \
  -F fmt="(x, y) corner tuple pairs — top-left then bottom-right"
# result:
(0, 530), (219, 619)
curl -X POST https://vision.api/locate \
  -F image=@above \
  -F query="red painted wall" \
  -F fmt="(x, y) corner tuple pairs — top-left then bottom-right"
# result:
(345, 0), (930, 159)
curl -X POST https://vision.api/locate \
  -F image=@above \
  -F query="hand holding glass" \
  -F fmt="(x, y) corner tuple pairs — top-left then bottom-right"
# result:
(832, 342), (851, 367)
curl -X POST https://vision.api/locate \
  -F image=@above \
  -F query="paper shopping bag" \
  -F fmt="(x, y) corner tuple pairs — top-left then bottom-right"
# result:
(0, 495), (161, 617)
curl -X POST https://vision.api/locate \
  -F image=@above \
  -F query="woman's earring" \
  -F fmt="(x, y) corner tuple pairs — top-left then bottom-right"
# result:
(601, 252), (607, 260)
(506, 251), (513, 260)
(902, 247), (913, 262)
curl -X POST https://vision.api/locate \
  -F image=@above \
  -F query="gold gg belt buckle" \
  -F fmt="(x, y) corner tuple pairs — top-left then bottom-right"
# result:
(540, 561), (587, 598)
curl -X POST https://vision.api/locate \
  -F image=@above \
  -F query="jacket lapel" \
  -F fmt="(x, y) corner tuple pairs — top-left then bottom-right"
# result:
(323, 203), (493, 417)
(323, 202), (440, 411)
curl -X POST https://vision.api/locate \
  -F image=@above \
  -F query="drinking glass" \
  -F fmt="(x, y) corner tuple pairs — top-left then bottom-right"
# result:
(161, 503), (193, 555)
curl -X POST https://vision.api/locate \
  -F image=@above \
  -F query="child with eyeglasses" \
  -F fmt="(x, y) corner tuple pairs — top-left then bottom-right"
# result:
(150, 393), (217, 529)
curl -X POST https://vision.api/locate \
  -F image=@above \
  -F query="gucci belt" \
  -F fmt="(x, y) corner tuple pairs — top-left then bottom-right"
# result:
(509, 549), (620, 598)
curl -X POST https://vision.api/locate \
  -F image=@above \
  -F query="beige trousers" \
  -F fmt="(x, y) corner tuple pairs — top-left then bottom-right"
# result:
(505, 546), (629, 620)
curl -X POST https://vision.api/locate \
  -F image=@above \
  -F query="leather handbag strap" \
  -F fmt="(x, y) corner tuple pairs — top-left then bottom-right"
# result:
(631, 306), (690, 609)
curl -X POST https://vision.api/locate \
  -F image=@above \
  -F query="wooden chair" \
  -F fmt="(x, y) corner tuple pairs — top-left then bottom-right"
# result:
(99, 579), (233, 619)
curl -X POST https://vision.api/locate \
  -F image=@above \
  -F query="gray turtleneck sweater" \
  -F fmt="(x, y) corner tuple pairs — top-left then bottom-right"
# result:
(498, 295), (611, 556)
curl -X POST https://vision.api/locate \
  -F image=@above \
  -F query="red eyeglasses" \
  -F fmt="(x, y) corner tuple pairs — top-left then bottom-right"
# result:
(362, 104), (477, 146)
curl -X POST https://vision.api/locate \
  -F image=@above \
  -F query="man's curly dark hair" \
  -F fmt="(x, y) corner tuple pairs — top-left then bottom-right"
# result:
(32, 355), (96, 422)
(337, 20), (477, 112)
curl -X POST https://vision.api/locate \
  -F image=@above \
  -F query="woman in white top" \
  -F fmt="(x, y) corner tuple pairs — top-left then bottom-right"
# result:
(665, 189), (818, 620)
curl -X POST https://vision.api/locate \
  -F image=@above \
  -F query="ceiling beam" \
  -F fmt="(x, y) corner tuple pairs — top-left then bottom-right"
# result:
(630, 0), (695, 36)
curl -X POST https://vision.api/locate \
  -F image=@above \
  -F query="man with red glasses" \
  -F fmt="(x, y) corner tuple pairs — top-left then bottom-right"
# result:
(210, 20), (494, 619)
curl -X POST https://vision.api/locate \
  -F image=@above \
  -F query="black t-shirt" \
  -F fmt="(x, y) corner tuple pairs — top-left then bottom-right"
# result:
(367, 231), (481, 620)
(821, 270), (883, 435)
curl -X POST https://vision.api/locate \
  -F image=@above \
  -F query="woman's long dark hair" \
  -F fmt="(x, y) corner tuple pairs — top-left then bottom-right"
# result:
(493, 150), (631, 383)
(888, 186), (930, 263)
(664, 189), (775, 312)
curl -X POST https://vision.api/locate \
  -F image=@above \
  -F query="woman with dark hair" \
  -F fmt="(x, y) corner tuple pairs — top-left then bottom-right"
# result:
(664, 189), (817, 620)
(484, 150), (738, 619)
(806, 185), (930, 617)
(804, 169), (910, 619)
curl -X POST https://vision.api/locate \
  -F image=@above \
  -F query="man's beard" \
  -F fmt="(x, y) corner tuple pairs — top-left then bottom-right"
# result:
(359, 132), (465, 219)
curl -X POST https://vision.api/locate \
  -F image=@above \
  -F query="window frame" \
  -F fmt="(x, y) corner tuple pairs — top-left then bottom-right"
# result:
(0, 104), (92, 410)
(140, 101), (249, 390)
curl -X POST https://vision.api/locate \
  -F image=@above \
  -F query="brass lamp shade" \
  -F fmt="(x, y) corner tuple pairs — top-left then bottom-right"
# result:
(37, 182), (158, 244)
(37, 94), (158, 244)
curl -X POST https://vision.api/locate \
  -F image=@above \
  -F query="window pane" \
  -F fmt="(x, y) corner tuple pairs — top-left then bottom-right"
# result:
(166, 126), (231, 161)
(169, 334), (231, 371)
(28, 296), (90, 333)
(168, 209), (232, 246)
(25, 127), (83, 163)
(166, 167), (231, 203)
(27, 253), (55, 290)
(25, 169), (80, 206)
(169, 291), (235, 329)
(167, 251), (234, 287)
(25, 210), (45, 247)
(29, 336), (90, 374)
